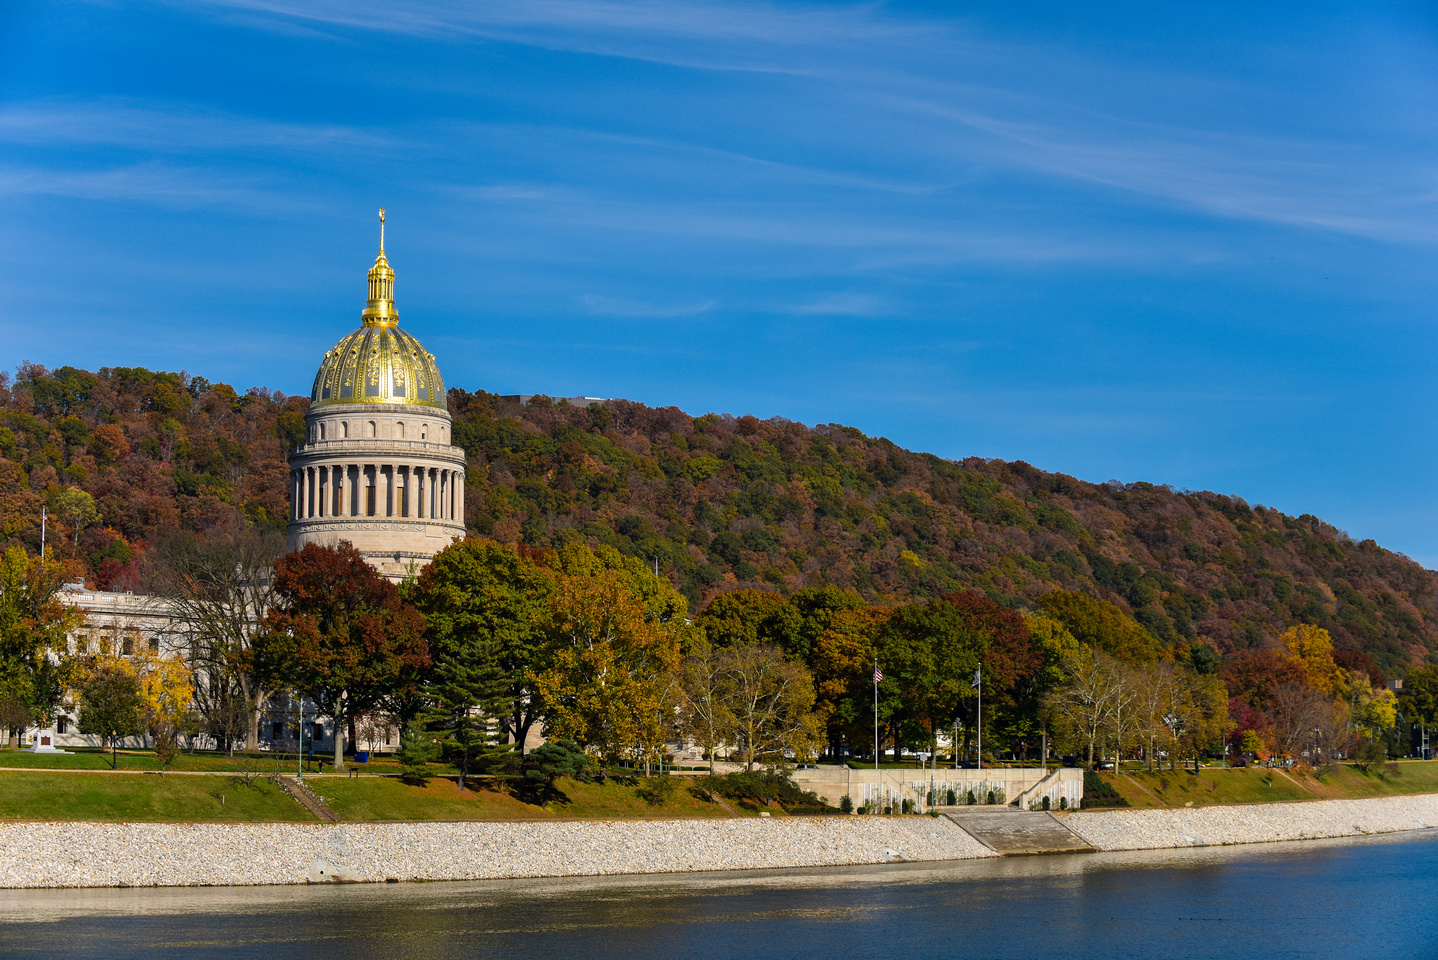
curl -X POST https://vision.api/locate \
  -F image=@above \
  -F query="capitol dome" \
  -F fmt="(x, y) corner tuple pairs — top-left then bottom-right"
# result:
(288, 209), (466, 581)
(309, 212), (446, 410)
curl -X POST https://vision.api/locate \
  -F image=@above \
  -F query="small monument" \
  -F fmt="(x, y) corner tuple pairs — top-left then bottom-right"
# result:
(30, 725), (71, 755)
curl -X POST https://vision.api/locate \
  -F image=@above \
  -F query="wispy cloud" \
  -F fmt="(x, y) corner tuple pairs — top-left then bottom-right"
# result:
(0, 161), (288, 209)
(174, 0), (1437, 247)
(0, 98), (391, 156)
(785, 293), (887, 316)
(581, 293), (717, 318)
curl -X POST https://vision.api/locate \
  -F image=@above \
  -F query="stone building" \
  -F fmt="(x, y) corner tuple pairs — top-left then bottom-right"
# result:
(287, 210), (467, 580)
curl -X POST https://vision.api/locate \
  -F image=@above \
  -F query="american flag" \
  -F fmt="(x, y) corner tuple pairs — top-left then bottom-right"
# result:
(873, 666), (883, 684)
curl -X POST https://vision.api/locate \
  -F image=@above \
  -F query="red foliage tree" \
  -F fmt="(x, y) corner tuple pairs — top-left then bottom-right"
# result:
(255, 542), (429, 770)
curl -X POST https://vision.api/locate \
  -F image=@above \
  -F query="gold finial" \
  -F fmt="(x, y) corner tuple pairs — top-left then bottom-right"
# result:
(362, 208), (398, 325)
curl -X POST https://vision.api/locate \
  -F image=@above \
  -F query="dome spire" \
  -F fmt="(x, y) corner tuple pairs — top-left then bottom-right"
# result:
(362, 207), (398, 325)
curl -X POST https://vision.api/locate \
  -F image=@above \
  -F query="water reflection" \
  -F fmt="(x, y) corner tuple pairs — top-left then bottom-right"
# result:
(3, 831), (1436, 959)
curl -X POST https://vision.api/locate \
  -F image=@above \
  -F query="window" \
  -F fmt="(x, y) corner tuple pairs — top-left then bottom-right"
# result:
(342, 421), (350, 439)
(313, 723), (325, 742)
(397, 422), (405, 439)
(272, 722), (283, 740)
(148, 637), (159, 654)
(56, 717), (68, 734)
(121, 637), (134, 655)
(421, 423), (428, 440)
(320, 422), (327, 440)
(368, 420), (376, 437)
(366, 484), (376, 516)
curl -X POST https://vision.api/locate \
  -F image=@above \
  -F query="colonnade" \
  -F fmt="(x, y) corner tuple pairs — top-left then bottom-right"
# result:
(290, 463), (463, 524)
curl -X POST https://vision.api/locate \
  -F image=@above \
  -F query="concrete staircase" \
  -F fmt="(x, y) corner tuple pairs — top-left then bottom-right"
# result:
(277, 776), (340, 822)
(943, 808), (1093, 855)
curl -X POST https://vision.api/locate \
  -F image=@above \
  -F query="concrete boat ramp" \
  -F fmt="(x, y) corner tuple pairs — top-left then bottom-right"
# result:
(943, 808), (1095, 856)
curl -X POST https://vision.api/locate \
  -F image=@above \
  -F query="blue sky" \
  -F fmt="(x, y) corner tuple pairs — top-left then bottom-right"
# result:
(4, 1), (1438, 563)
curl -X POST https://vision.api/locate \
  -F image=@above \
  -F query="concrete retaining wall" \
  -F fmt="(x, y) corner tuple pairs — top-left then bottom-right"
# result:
(1064, 794), (1438, 850)
(0, 816), (996, 889)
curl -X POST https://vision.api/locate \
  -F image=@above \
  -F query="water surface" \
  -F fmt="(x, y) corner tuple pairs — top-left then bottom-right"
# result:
(3, 831), (1434, 959)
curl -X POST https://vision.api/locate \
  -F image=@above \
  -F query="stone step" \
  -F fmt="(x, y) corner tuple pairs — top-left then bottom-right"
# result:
(944, 811), (1093, 855)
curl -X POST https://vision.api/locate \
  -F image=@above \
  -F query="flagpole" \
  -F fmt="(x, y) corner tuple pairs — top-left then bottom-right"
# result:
(873, 659), (879, 771)
(976, 664), (982, 772)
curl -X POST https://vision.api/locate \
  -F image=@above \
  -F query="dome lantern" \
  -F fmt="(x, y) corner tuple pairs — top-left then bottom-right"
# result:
(361, 208), (398, 325)
(308, 210), (447, 410)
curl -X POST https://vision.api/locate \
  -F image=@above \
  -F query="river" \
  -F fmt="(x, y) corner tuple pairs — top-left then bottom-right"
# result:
(2, 831), (1435, 959)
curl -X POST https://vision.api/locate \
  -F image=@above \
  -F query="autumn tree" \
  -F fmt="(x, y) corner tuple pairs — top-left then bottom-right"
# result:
(254, 542), (430, 771)
(679, 635), (732, 773)
(1035, 590), (1166, 664)
(143, 524), (283, 752)
(1044, 647), (1128, 769)
(1278, 624), (1343, 697)
(0, 546), (80, 739)
(810, 606), (888, 757)
(532, 544), (687, 772)
(77, 660), (143, 768)
(718, 642), (822, 769)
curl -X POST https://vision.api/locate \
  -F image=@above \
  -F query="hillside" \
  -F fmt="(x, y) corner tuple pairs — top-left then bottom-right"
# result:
(3, 363), (1434, 675)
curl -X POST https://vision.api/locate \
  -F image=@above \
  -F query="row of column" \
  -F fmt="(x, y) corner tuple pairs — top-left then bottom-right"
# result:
(291, 464), (463, 523)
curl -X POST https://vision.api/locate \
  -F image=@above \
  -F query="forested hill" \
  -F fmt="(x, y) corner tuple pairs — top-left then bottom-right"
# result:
(3, 363), (1435, 676)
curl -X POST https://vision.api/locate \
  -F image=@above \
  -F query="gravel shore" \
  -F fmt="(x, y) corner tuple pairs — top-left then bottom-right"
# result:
(8, 793), (1438, 889)
(0, 817), (995, 889)
(1064, 793), (1438, 850)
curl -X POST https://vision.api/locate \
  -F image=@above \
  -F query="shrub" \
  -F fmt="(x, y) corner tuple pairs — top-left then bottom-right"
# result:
(965, 789), (977, 805)
(901, 798), (912, 814)
(945, 787), (957, 805)
(692, 769), (834, 814)
(839, 794), (853, 814)
(636, 776), (679, 806)
(1080, 771), (1128, 808)
(1041, 795), (1051, 811)
(1059, 796), (1068, 810)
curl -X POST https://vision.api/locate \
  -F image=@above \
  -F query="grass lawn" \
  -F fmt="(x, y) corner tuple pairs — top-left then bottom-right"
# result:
(311, 775), (744, 822)
(0, 746), (466, 777)
(0, 771), (313, 822)
(1100, 760), (1438, 808)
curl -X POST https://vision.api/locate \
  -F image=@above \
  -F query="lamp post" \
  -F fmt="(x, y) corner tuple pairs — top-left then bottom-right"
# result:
(295, 695), (304, 779)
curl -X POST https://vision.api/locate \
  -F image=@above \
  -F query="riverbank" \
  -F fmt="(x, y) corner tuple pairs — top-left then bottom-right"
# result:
(0, 817), (996, 888)
(1064, 793), (1438, 850)
(5, 791), (1438, 888)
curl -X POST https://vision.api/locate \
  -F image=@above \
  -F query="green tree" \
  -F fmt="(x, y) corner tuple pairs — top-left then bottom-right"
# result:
(412, 539), (556, 765)
(255, 542), (430, 771)
(0, 547), (80, 735)
(46, 486), (101, 546)
(396, 719), (440, 785)
(77, 661), (143, 768)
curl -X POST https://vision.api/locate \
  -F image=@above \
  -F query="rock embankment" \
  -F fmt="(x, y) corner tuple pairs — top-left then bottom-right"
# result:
(0, 816), (996, 889)
(1064, 794), (1438, 850)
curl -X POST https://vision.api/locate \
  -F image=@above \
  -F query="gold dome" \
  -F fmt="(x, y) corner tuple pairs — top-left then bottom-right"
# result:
(309, 210), (448, 410)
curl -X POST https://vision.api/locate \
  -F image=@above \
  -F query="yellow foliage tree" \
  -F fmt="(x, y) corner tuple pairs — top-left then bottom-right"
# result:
(1277, 624), (1342, 696)
(85, 651), (194, 745)
(533, 545), (687, 772)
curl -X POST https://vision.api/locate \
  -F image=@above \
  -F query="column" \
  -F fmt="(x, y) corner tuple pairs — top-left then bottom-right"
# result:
(318, 468), (327, 518)
(455, 472), (463, 525)
(429, 468), (437, 520)
(305, 467), (313, 518)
